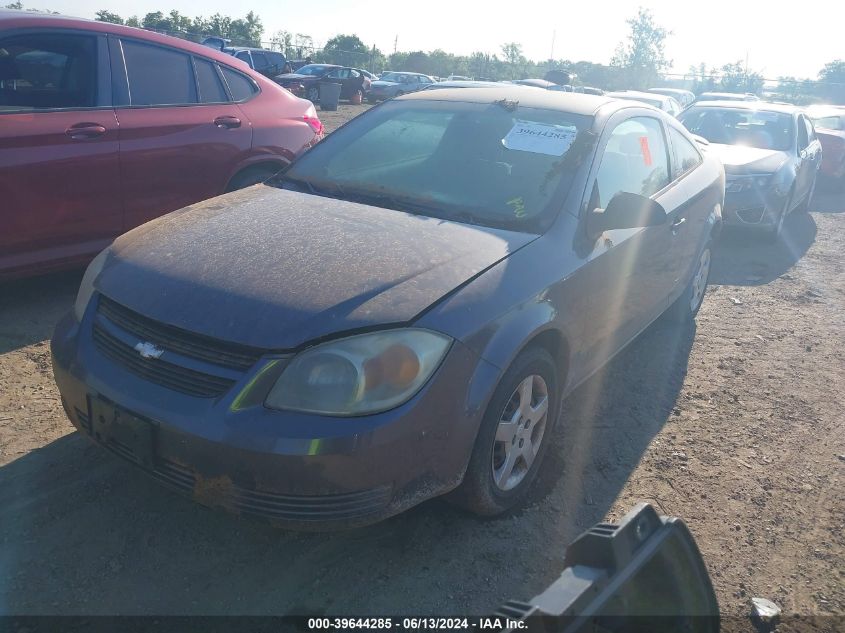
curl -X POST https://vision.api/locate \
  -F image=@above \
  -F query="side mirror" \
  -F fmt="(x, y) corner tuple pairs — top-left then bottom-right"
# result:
(588, 192), (667, 236)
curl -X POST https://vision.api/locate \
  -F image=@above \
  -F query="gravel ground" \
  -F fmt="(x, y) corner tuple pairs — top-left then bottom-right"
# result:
(0, 104), (842, 621)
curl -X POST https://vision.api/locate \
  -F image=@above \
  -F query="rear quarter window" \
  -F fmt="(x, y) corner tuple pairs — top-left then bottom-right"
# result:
(220, 66), (258, 101)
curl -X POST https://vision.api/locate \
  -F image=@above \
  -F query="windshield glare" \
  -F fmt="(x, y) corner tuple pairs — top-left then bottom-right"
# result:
(380, 73), (405, 82)
(273, 101), (593, 232)
(679, 107), (794, 151)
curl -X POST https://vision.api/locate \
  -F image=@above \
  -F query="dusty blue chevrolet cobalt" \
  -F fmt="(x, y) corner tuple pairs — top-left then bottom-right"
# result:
(52, 87), (724, 528)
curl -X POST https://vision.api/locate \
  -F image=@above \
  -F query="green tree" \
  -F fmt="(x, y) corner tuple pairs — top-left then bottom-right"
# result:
(611, 7), (670, 89)
(319, 34), (369, 67)
(501, 42), (527, 79)
(818, 60), (845, 103)
(717, 60), (763, 95)
(95, 9), (123, 24)
(4, 1), (23, 8)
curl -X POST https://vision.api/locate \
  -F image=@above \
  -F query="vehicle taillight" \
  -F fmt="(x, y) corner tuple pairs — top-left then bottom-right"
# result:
(303, 115), (324, 135)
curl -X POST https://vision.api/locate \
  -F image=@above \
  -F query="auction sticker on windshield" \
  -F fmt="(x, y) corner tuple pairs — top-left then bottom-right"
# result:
(502, 120), (578, 156)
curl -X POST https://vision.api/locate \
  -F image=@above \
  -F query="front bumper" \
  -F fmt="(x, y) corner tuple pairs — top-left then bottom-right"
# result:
(722, 184), (789, 229)
(51, 303), (499, 529)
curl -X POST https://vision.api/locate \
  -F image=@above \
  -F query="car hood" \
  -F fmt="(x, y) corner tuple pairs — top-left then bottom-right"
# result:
(97, 186), (535, 350)
(705, 143), (789, 173)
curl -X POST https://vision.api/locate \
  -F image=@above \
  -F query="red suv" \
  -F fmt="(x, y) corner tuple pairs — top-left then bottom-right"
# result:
(0, 10), (324, 279)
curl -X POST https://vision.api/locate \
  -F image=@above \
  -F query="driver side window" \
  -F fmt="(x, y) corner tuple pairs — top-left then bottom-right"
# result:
(589, 117), (671, 210)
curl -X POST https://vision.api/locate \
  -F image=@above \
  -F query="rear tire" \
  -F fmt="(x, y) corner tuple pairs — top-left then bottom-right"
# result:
(447, 347), (559, 516)
(225, 164), (283, 193)
(665, 241), (712, 323)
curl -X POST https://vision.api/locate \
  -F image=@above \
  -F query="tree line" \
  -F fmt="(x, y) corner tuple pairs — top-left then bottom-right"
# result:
(5, 2), (844, 104)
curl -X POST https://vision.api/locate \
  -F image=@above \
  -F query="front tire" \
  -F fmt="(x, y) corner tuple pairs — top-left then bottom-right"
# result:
(665, 241), (712, 323)
(448, 347), (559, 516)
(307, 86), (319, 103)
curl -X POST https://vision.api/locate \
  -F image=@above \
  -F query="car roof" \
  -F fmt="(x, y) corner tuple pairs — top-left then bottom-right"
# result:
(607, 90), (667, 101)
(226, 46), (280, 53)
(428, 80), (503, 89)
(649, 88), (693, 95)
(0, 9), (259, 70)
(686, 100), (802, 114)
(806, 105), (845, 118)
(399, 86), (616, 116)
(698, 92), (756, 98)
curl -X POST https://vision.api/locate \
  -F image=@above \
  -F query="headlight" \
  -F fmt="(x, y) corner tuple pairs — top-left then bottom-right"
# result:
(725, 173), (772, 193)
(265, 329), (452, 416)
(73, 248), (109, 321)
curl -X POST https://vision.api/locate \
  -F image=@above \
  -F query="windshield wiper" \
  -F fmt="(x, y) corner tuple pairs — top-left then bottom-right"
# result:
(281, 175), (347, 199)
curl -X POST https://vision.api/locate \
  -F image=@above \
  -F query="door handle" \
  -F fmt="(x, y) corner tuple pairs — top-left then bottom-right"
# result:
(671, 217), (686, 234)
(65, 123), (107, 140)
(214, 116), (242, 129)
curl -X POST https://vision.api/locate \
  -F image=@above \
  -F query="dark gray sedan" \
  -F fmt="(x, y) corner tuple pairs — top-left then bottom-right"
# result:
(367, 71), (435, 101)
(52, 88), (724, 528)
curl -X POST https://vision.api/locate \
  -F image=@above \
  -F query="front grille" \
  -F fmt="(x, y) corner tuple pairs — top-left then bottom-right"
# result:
(97, 296), (262, 371)
(93, 324), (236, 398)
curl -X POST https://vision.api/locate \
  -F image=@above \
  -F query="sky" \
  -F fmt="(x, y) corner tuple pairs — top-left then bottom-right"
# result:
(22, 0), (845, 79)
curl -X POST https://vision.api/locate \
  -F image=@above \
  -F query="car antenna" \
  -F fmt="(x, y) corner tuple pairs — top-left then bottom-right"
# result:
(494, 98), (519, 112)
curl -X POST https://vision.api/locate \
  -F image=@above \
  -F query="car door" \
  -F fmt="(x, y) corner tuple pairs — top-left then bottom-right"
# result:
(324, 67), (352, 98)
(111, 38), (254, 230)
(800, 115), (822, 200)
(664, 124), (712, 304)
(0, 29), (122, 274)
(794, 114), (813, 204)
(576, 113), (677, 375)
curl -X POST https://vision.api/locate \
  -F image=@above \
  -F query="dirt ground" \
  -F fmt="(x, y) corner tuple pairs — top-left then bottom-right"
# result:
(1, 104), (843, 621)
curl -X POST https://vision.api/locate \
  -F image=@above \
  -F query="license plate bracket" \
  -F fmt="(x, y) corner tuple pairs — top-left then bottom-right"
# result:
(89, 398), (157, 468)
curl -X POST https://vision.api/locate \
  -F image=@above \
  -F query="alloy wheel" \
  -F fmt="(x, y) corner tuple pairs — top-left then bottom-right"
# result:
(491, 374), (549, 491)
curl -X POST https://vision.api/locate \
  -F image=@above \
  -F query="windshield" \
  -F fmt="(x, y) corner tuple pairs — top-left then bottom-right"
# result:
(269, 100), (593, 232)
(679, 107), (794, 151)
(379, 72), (405, 82)
(294, 65), (329, 76)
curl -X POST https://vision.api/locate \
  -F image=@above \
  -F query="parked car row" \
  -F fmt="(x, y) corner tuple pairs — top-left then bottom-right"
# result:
(1, 8), (839, 531)
(275, 64), (371, 104)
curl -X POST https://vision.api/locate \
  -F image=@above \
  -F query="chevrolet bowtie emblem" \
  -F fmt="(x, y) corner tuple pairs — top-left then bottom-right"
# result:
(134, 341), (164, 360)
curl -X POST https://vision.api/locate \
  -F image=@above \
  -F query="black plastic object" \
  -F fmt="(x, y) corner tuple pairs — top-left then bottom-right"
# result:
(495, 503), (720, 633)
(319, 82), (342, 111)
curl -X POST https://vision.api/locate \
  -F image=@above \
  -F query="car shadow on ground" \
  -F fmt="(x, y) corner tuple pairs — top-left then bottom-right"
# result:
(710, 211), (817, 287)
(0, 270), (82, 354)
(810, 189), (844, 214)
(0, 318), (695, 615)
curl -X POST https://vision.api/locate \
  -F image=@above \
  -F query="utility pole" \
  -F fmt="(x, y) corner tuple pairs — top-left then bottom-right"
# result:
(550, 30), (555, 62)
(393, 34), (397, 55)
